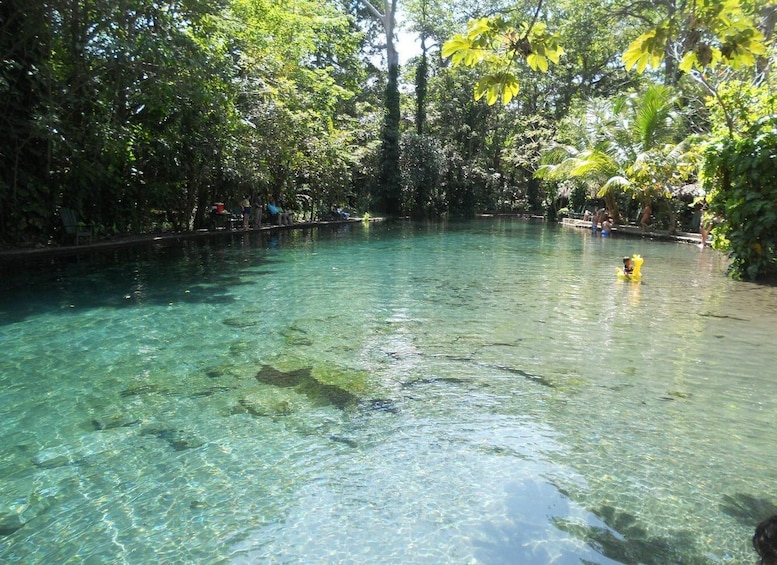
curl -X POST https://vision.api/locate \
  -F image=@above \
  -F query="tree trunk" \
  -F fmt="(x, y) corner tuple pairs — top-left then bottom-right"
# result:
(360, 0), (402, 214)
(379, 63), (402, 215)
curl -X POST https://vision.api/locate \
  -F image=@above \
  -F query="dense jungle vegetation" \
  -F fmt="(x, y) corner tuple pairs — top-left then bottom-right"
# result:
(1, 0), (776, 278)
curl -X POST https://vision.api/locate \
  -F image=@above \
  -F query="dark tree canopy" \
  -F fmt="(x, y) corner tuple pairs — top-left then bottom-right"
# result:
(1, 0), (775, 279)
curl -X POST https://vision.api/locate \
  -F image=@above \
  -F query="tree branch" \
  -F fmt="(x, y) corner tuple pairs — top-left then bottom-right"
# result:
(359, 0), (386, 28)
(527, 0), (544, 35)
(691, 71), (735, 137)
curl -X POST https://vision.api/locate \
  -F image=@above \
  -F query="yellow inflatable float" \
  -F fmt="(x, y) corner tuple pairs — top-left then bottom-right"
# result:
(616, 254), (643, 281)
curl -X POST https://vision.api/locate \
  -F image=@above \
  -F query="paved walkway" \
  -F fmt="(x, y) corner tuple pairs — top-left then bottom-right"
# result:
(560, 217), (703, 246)
(0, 218), (369, 264)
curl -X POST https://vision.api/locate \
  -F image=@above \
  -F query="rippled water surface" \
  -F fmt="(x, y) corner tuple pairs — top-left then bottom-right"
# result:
(1, 219), (776, 564)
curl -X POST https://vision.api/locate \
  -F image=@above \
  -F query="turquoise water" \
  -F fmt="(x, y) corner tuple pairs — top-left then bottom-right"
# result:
(1, 219), (776, 564)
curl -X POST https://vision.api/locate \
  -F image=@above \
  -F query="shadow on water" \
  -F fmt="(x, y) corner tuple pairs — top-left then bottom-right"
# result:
(474, 480), (713, 565)
(720, 493), (777, 527)
(552, 505), (711, 565)
(0, 231), (301, 325)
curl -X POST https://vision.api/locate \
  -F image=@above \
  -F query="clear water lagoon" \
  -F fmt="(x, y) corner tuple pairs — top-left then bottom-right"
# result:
(1, 218), (775, 564)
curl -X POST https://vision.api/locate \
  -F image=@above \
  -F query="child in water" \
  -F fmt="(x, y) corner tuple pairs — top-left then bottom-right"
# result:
(622, 256), (634, 278)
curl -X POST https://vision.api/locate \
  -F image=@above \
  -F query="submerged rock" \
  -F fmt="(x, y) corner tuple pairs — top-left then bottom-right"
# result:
(223, 318), (260, 328)
(255, 365), (306, 388)
(90, 416), (140, 431)
(203, 364), (244, 381)
(141, 428), (203, 451)
(330, 435), (358, 448)
(189, 385), (234, 399)
(120, 383), (165, 398)
(402, 376), (468, 388)
(0, 513), (24, 536)
(308, 382), (358, 409)
(280, 324), (314, 347)
(255, 365), (359, 410)
(237, 394), (295, 417)
(285, 336), (313, 347)
(363, 398), (399, 414)
(32, 447), (72, 470)
(488, 364), (556, 387)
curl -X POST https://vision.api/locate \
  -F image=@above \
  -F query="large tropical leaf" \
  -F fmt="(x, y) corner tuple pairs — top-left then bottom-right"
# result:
(632, 85), (678, 151)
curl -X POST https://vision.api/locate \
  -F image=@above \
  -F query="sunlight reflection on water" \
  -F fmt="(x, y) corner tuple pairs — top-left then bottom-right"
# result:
(0, 219), (775, 564)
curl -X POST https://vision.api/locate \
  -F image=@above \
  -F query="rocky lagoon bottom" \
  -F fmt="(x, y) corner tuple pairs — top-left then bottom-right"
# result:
(1, 218), (776, 564)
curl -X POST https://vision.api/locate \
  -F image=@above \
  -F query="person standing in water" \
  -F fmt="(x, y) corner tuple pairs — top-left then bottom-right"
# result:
(601, 216), (612, 236)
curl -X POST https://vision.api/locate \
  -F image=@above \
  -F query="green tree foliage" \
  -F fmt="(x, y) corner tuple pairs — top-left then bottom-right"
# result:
(431, 0), (653, 216)
(442, 10), (564, 105)
(0, 0), (370, 245)
(399, 132), (444, 215)
(500, 114), (556, 212)
(621, 0), (767, 79)
(424, 65), (509, 214)
(354, 0), (403, 215)
(619, 0), (775, 278)
(0, 0), (54, 241)
(3, 0), (772, 250)
(378, 64), (403, 214)
(1, 0), (236, 239)
(438, 0), (645, 113)
(229, 0), (366, 213)
(543, 0), (643, 117)
(415, 52), (429, 134)
(415, 0), (611, 214)
(536, 85), (694, 222)
(401, 0), (438, 136)
(703, 117), (777, 280)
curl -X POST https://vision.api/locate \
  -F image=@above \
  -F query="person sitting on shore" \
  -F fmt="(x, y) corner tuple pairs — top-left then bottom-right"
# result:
(267, 202), (293, 225)
(754, 515), (777, 565)
(279, 203), (293, 225)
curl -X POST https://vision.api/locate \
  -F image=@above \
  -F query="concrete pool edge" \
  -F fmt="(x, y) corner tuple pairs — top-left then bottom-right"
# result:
(0, 217), (383, 264)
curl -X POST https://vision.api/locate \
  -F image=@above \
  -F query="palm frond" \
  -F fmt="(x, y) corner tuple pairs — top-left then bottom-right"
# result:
(633, 85), (678, 151)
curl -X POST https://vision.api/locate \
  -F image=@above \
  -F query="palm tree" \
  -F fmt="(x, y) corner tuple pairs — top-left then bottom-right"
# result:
(537, 84), (690, 224)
